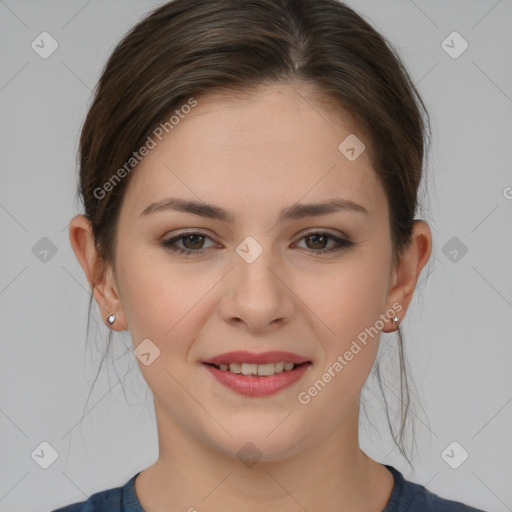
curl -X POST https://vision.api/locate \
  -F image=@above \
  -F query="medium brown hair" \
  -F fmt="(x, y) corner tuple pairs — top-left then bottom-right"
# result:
(76, 0), (432, 466)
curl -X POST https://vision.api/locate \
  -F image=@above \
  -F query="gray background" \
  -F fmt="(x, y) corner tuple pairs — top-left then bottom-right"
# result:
(1, 1), (511, 511)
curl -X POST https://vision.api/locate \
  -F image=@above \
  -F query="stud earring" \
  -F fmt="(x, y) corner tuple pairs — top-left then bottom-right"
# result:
(392, 315), (400, 330)
(107, 314), (116, 325)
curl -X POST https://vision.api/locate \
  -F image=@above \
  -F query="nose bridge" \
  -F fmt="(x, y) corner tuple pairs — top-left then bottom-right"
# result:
(222, 234), (294, 329)
(234, 233), (282, 300)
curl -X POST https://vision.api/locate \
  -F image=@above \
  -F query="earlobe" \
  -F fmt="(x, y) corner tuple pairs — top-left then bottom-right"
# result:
(382, 220), (432, 332)
(68, 214), (127, 331)
(99, 265), (128, 331)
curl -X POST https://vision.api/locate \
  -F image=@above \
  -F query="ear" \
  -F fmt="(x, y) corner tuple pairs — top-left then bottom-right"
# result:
(382, 220), (432, 333)
(68, 214), (127, 331)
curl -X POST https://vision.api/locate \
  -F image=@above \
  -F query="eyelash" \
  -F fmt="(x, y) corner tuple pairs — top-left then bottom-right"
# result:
(160, 231), (354, 256)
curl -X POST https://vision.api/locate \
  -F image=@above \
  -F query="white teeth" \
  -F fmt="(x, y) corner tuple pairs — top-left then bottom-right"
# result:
(257, 363), (276, 376)
(214, 362), (301, 375)
(241, 363), (258, 376)
(228, 362), (241, 373)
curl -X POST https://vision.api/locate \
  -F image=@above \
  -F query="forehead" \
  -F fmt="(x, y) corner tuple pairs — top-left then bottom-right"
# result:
(121, 82), (385, 222)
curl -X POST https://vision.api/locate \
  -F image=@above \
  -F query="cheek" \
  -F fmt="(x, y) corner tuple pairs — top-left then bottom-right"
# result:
(117, 245), (217, 360)
(305, 245), (392, 380)
(116, 257), (205, 397)
(115, 244), (183, 340)
(314, 253), (390, 331)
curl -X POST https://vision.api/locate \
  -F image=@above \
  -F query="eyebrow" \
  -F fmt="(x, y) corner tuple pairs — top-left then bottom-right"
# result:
(140, 196), (368, 223)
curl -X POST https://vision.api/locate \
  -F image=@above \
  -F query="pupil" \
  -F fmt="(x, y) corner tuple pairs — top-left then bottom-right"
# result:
(184, 234), (204, 249)
(308, 234), (326, 249)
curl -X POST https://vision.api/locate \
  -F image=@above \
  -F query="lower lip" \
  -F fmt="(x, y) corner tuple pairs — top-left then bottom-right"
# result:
(202, 362), (311, 397)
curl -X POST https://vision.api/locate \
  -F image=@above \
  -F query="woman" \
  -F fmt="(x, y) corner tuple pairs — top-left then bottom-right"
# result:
(56, 0), (487, 510)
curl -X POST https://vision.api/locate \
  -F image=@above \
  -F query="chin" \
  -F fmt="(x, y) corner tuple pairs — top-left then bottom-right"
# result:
(203, 417), (312, 465)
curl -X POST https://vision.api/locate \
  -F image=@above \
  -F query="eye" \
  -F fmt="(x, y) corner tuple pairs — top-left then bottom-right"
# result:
(161, 230), (353, 256)
(293, 231), (354, 255)
(161, 231), (217, 255)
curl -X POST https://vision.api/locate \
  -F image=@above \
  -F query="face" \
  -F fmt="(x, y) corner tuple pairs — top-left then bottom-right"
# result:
(108, 83), (401, 460)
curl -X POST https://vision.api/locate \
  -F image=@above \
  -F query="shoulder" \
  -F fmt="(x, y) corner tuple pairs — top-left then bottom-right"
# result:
(51, 487), (122, 512)
(51, 472), (141, 512)
(384, 465), (488, 512)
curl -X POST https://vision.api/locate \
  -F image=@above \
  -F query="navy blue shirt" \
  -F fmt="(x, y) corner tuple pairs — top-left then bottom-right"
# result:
(52, 464), (487, 511)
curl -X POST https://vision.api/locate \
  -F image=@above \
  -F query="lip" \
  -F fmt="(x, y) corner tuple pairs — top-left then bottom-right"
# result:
(203, 350), (311, 365)
(203, 361), (312, 397)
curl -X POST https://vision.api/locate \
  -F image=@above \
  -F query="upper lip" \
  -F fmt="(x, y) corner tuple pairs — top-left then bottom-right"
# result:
(203, 351), (311, 365)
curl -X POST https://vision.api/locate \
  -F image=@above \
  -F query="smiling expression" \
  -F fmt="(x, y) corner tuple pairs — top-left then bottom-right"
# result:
(108, 81), (402, 459)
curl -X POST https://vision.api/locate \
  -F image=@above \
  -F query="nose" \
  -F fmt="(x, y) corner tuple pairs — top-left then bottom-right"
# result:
(220, 242), (296, 333)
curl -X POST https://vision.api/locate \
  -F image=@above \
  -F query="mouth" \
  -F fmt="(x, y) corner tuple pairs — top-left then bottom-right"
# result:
(201, 359), (312, 397)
